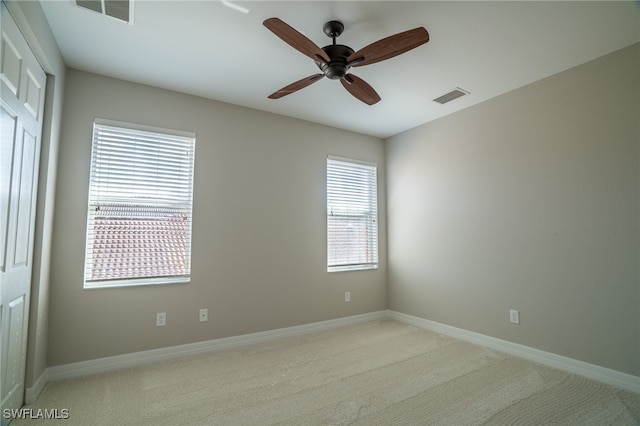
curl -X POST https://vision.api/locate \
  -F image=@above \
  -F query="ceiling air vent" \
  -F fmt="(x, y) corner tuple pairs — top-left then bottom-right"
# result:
(433, 87), (469, 104)
(76, 0), (133, 24)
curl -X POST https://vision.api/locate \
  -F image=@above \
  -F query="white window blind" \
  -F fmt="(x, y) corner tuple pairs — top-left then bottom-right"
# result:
(327, 157), (378, 272)
(84, 120), (196, 288)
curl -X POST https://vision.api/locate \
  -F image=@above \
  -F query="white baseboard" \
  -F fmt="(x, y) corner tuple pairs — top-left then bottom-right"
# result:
(25, 369), (49, 404)
(27, 309), (638, 401)
(387, 310), (640, 394)
(44, 310), (387, 383)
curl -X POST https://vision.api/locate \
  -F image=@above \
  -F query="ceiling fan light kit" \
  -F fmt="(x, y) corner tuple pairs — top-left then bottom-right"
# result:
(263, 18), (429, 105)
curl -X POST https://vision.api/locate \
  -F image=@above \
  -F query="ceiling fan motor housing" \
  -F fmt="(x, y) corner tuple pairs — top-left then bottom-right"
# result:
(315, 20), (354, 80)
(317, 44), (354, 79)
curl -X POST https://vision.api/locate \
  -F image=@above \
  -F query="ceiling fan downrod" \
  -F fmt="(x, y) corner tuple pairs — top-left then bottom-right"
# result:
(323, 20), (343, 44)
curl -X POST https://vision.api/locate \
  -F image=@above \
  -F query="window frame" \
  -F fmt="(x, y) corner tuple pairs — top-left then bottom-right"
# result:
(326, 155), (379, 273)
(83, 119), (196, 289)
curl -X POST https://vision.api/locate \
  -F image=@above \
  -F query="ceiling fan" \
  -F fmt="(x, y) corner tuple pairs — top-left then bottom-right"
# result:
(263, 18), (430, 105)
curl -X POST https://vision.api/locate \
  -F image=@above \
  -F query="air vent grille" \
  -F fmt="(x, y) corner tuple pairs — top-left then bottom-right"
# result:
(433, 88), (469, 104)
(76, 0), (132, 23)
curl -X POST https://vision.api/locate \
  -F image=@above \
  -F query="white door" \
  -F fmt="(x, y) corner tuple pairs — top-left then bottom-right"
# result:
(1, 3), (47, 423)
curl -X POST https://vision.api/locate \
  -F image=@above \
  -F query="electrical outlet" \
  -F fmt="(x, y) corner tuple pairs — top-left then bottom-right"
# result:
(509, 309), (520, 324)
(156, 312), (166, 327)
(345, 291), (351, 302)
(199, 308), (208, 322)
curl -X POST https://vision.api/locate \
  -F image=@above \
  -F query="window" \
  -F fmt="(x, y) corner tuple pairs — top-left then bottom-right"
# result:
(327, 156), (378, 272)
(84, 119), (196, 288)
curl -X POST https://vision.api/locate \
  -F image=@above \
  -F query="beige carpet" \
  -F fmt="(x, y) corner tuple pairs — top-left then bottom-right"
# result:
(12, 320), (640, 425)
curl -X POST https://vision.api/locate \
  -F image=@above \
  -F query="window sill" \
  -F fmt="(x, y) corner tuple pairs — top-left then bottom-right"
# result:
(327, 264), (378, 273)
(84, 276), (190, 289)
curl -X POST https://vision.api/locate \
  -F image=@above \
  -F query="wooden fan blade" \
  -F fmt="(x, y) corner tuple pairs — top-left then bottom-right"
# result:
(340, 74), (381, 105)
(347, 27), (429, 67)
(268, 74), (324, 99)
(264, 18), (330, 64)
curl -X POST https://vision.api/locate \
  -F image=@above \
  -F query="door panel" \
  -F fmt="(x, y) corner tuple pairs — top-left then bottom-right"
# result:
(0, 4), (46, 424)
(0, 33), (21, 96)
(3, 296), (26, 406)
(24, 70), (42, 120)
(12, 129), (37, 267)
(0, 105), (17, 272)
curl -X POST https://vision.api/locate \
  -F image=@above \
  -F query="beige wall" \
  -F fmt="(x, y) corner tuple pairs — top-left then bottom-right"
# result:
(4, 0), (66, 389)
(47, 69), (387, 366)
(386, 44), (640, 376)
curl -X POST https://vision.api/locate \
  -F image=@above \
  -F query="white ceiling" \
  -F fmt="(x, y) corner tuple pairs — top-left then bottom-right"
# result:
(39, 1), (639, 138)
